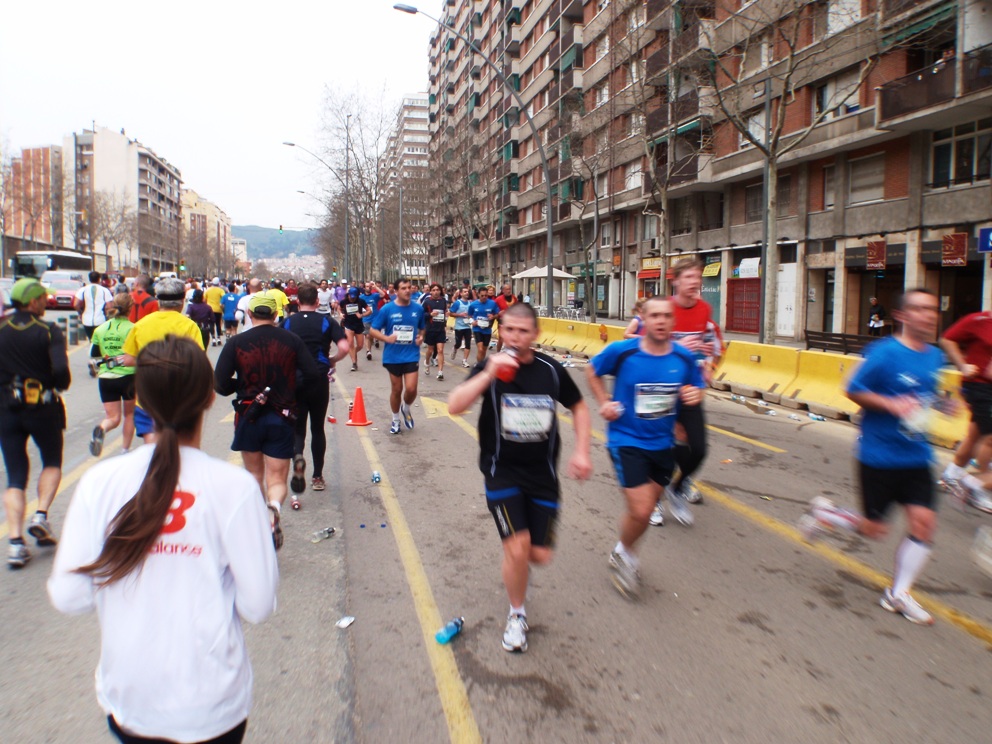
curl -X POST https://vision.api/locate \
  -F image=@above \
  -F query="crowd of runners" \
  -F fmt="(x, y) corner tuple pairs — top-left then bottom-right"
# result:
(3, 257), (992, 740)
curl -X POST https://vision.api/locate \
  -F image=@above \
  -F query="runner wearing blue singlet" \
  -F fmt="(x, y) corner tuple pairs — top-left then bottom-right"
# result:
(369, 278), (426, 435)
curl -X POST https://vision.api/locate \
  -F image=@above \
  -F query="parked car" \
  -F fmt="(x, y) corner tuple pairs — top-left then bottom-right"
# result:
(41, 270), (86, 286)
(47, 280), (84, 311)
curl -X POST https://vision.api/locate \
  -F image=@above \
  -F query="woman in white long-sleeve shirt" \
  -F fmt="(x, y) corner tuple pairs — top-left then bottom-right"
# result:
(48, 336), (279, 744)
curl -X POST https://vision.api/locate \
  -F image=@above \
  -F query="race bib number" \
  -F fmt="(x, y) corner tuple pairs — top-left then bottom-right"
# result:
(476, 318), (490, 329)
(394, 325), (414, 343)
(433, 310), (445, 323)
(634, 383), (678, 419)
(346, 304), (359, 315)
(500, 394), (555, 442)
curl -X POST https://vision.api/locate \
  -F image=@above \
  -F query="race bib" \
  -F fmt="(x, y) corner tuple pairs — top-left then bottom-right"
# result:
(433, 310), (445, 323)
(500, 394), (555, 442)
(346, 304), (359, 315)
(634, 383), (678, 419)
(476, 318), (490, 329)
(394, 325), (414, 343)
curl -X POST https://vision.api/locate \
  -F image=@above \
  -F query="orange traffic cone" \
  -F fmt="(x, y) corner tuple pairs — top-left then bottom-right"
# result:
(346, 387), (372, 427)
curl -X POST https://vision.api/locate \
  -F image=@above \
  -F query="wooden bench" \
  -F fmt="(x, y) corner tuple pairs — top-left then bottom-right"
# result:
(804, 330), (877, 355)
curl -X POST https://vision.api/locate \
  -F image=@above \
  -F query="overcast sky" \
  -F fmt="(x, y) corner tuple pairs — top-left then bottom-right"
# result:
(0, 0), (434, 231)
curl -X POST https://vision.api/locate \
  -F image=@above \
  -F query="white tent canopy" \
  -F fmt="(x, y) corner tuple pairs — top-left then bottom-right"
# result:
(512, 265), (572, 280)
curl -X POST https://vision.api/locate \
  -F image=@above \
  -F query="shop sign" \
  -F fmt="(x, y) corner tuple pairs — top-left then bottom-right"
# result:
(979, 227), (992, 253)
(641, 256), (663, 269)
(702, 262), (721, 277)
(738, 257), (760, 279)
(942, 232), (968, 266)
(866, 241), (886, 270)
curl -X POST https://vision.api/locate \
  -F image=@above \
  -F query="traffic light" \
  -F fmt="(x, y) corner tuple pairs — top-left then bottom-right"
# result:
(332, 266), (338, 277)
(279, 225), (284, 234)
(179, 262), (186, 272)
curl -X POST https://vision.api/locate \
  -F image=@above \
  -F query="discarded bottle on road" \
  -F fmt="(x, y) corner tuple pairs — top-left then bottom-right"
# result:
(808, 413), (826, 421)
(245, 386), (271, 422)
(371, 471), (381, 484)
(435, 617), (465, 644)
(765, 410), (777, 416)
(788, 413), (801, 421)
(730, 394), (744, 403)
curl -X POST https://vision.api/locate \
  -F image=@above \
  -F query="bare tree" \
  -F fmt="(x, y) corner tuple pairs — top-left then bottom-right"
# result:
(0, 141), (13, 274)
(91, 191), (137, 273)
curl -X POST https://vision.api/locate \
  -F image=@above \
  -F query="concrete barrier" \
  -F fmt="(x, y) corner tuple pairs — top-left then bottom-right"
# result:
(536, 317), (558, 348)
(552, 319), (592, 356)
(929, 369), (970, 450)
(711, 341), (800, 403)
(779, 351), (862, 419)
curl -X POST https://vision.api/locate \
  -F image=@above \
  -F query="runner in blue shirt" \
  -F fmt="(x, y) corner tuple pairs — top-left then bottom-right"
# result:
(220, 284), (244, 341)
(586, 296), (704, 599)
(468, 287), (500, 365)
(449, 287), (474, 368)
(370, 278), (426, 435)
(800, 288), (949, 626)
(360, 282), (381, 363)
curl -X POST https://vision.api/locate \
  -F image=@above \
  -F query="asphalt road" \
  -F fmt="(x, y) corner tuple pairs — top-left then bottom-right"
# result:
(2, 325), (991, 743)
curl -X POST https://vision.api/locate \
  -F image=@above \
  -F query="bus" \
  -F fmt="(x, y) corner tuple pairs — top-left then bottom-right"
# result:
(11, 250), (93, 281)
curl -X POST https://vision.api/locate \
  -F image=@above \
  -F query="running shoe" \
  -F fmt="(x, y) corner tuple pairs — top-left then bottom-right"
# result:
(462, 361), (470, 368)
(424, 362), (431, 375)
(502, 613), (529, 653)
(649, 502), (665, 526)
(437, 372), (444, 381)
(389, 420), (402, 435)
(609, 550), (640, 599)
(7, 543), (31, 569)
(290, 454), (306, 495)
(374, 340), (380, 349)
(666, 485), (694, 527)
(366, 350), (372, 361)
(967, 487), (992, 514)
(27, 514), (57, 547)
(681, 477), (703, 504)
(880, 587), (933, 626)
(431, 357), (438, 367)
(350, 363), (357, 372)
(401, 405), (415, 430)
(312, 476), (326, 492)
(268, 505), (283, 551)
(798, 496), (833, 541)
(89, 426), (104, 457)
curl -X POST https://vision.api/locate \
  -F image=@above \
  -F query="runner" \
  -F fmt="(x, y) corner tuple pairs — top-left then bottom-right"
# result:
(221, 282), (243, 341)
(268, 280), (290, 320)
(203, 278), (225, 346)
(215, 293), (322, 545)
(493, 283), (517, 352)
(586, 296), (705, 598)
(623, 298), (647, 339)
(74, 271), (114, 341)
(127, 274), (158, 323)
(369, 278), (426, 435)
(88, 293), (136, 457)
(422, 283), (448, 380)
(448, 303), (592, 652)
(340, 287), (371, 372)
(799, 289), (948, 625)
(468, 285), (499, 364)
(185, 289), (215, 350)
(450, 287), (473, 367)
(282, 283), (350, 494)
(0, 279), (71, 569)
(235, 278), (263, 333)
(360, 281), (381, 363)
(316, 280), (334, 316)
(284, 279), (299, 315)
(48, 335), (278, 743)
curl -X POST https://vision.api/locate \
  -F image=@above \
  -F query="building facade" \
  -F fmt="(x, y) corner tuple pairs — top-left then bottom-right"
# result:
(180, 189), (233, 279)
(2, 146), (65, 265)
(63, 126), (182, 275)
(424, 0), (992, 336)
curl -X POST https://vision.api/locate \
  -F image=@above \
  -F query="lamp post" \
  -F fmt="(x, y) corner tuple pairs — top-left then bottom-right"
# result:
(394, 3), (557, 308)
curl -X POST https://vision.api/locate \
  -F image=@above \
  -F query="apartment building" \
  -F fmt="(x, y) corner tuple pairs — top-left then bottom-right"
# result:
(180, 189), (233, 278)
(2, 146), (65, 263)
(63, 126), (182, 275)
(425, 0), (992, 334)
(379, 94), (432, 281)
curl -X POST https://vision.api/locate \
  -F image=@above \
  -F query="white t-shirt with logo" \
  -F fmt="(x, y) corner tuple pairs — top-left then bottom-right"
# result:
(48, 446), (279, 742)
(75, 283), (114, 326)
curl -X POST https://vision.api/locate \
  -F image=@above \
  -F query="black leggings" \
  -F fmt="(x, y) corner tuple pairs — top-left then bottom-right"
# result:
(295, 380), (330, 478)
(673, 403), (707, 489)
(0, 404), (65, 490)
(108, 716), (246, 744)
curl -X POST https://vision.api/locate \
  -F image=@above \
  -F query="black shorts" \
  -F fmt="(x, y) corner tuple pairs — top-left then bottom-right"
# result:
(98, 375), (135, 403)
(0, 403), (66, 490)
(231, 409), (295, 459)
(485, 482), (560, 548)
(859, 462), (935, 522)
(473, 331), (493, 345)
(609, 446), (675, 489)
(424, 327), (447, 346)
(342, 320), (364, 334)
(383, 362), (419, 377)
(961, 381), (992, 435)
(454, 328), (472, 349)
(224, 319), (238, 330)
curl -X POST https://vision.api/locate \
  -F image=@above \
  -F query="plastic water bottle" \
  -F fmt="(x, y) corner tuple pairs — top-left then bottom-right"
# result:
(731, 394), (743, 403)
(435, 617), (464, 644)
(808, 413), (826, 421)
(245, 386), (271, 422)
(495, 348), (520, 383)
(371, 471), (381, 483)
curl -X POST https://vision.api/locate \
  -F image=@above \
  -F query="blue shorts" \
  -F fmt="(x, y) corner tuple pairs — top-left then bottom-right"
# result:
(231, 410), (295, 459)
(609, 446), (675, 489)
(134, 406), (154, 438)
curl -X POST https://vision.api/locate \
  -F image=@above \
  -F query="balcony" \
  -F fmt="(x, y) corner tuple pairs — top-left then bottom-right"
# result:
(646, 46), (670, 86)
(505, 25), (522, 55)
(672, 20), (714, 62)
(878, 62), (954, 122)
(963, 45), (992, 95)
(672, 91), (700, 123)
(646, 105), (669, 135)
(646, 0), (671, 30)
(561, 66), (583, 94)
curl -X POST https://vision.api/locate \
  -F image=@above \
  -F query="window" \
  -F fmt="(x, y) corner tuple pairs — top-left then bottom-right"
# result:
(642, 215), (658, 240)
(931, 119), (992, 187)
(624, 161), (642, 191)
(600, 221), (612, 247)
(848, 154), (884, 203)
(597, 172), (608, 196)
(700, 192), (724, 230)
(777, 175), (792, 217)
(745, 184), (763, 223)
(827, 0), (860, 36)
(812, 69), (861, 120)
(823, 165), (835, 208)
(742, 110), (766, 148)
(596, 82), (610, 107)
(596, 35), (610, 62)
(671, 197), (692, 235)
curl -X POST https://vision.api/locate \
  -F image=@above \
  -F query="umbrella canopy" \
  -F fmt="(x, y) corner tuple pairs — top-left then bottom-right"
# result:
(512, 265), (572, 280)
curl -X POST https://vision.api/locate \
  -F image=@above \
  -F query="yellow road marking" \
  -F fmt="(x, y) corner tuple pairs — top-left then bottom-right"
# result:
(221, 411), (235, 424)
(335, 381), (482, 744)
(705, 424), (786, 453)
(696, 481), (992, 646)
(421, 396), (478, 440)
(0, 436), (122, 539)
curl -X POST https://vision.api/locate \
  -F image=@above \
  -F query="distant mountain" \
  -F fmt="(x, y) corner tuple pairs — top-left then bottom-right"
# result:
(233, 225), (318, 260)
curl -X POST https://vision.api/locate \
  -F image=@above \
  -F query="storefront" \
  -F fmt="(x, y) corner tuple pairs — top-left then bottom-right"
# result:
(921, 233), (984, 333)
(726, 247), (762, 334)
(844, 241), (907, 335)
(637, 257), (663, 298)
(701, 255), (722, 313)
(569, 261), (613, 316)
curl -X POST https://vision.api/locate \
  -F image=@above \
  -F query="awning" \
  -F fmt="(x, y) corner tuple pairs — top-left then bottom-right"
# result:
(649, 118), (703, 146)
(637, 269), (661, 279)
(702, 262), (721, 277)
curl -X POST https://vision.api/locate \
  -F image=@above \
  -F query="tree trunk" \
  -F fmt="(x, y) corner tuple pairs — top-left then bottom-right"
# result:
(763, 160), (779, 344)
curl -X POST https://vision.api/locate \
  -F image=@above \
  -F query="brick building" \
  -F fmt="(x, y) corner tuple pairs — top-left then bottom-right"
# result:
(2, 146), (65, 267)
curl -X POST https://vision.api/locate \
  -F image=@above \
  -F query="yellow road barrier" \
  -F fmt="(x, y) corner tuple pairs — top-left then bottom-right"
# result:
(711, 341), (800, 403)
(779, 350), (862, 418)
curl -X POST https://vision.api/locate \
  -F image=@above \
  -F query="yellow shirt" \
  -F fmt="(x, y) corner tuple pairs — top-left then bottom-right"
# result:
(204, 286), (225, 313)
(268, 289), (289, 318)
(123, 310), (206, 358)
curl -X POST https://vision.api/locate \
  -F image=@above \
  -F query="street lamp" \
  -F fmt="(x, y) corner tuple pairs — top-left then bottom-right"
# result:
(394, 3), (557, 308)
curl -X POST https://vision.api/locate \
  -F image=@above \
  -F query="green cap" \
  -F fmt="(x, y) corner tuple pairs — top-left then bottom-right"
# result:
(10, 278), (51, 305)
(248, 292), (278, 317)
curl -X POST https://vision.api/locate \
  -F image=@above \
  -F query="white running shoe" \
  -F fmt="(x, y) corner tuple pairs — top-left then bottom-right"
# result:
(666, 485), (694, 527)
(437, 372), (444, 381)
(680, 477), (703, 504)
(798, 496), (834, 541)
(502, 613), (529, 652)
(649, 502), (665, 526)
(967, 487), (992, 514)
(462, 361), (470, 368)
(880, 587), (934, 625)
(7, 543), (31, 569)
(609, 550), (640, 599)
